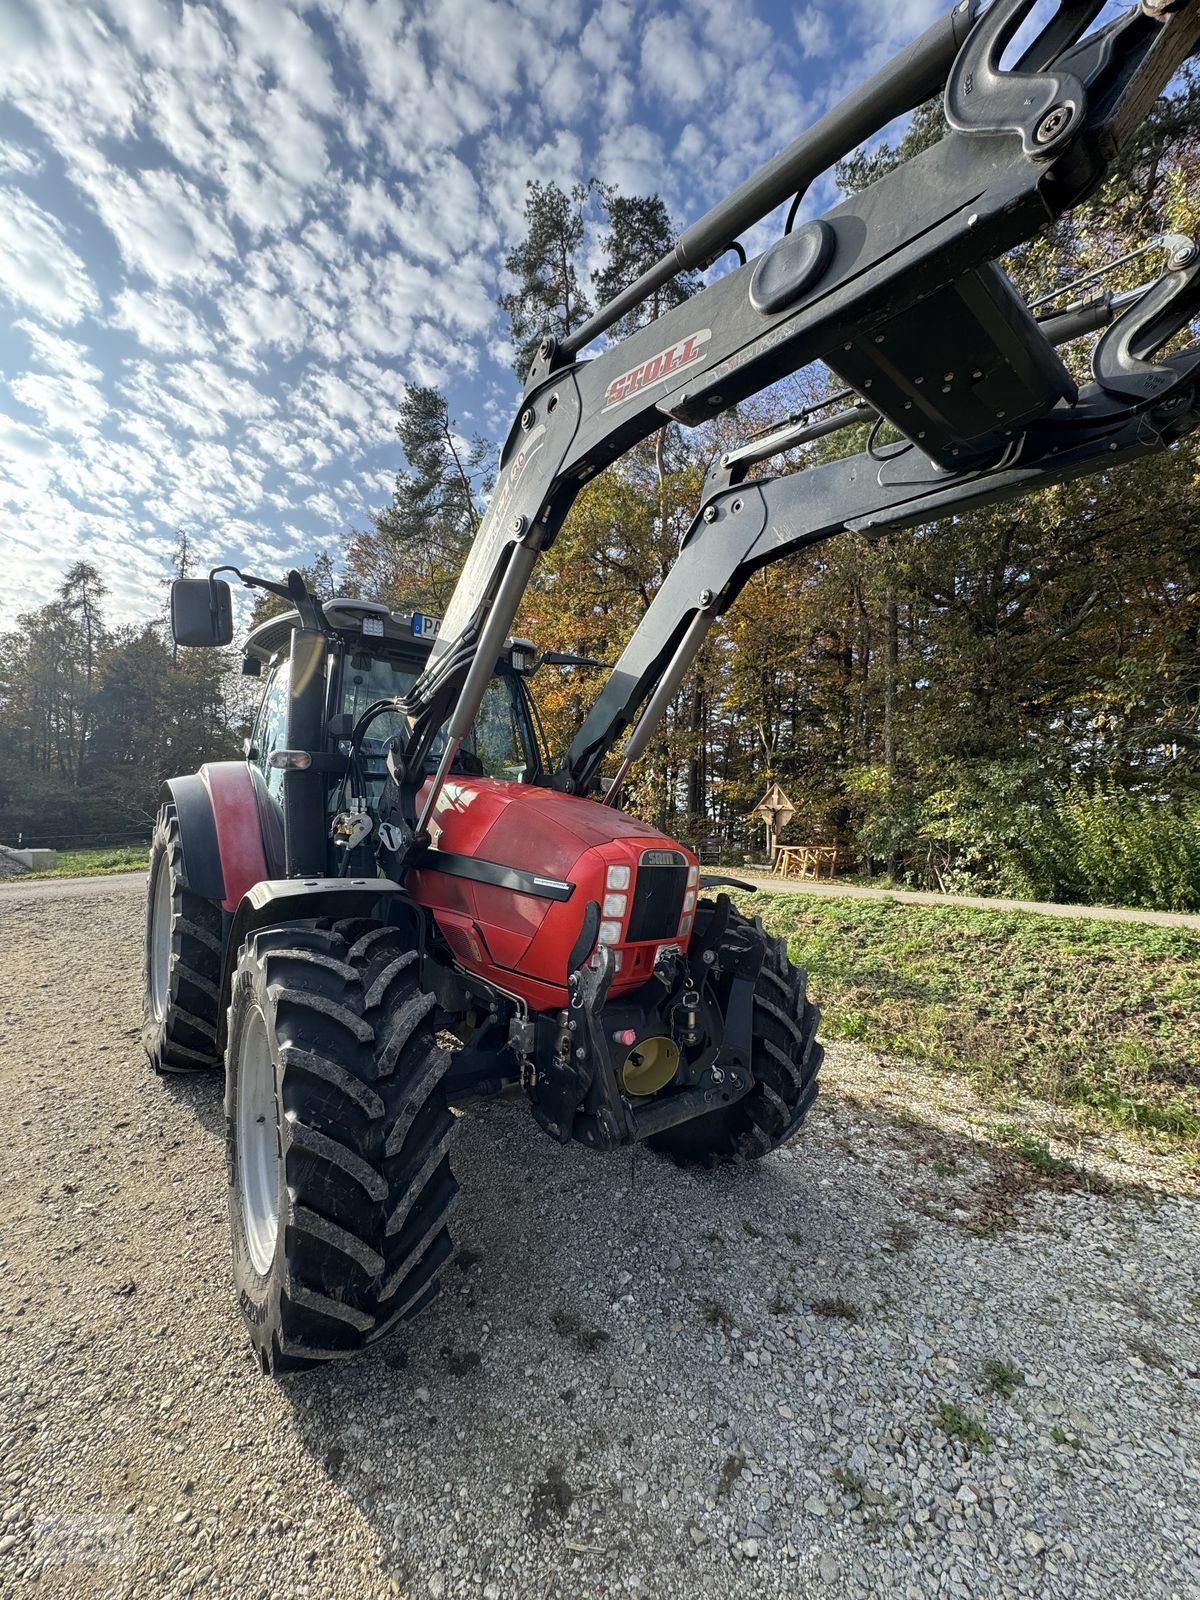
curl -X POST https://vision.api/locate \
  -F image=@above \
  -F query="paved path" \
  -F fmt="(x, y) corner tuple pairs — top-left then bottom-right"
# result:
(0, 869), (146, 901)
(6, 867), (1199, 931)
(715, 873), (1200, 929)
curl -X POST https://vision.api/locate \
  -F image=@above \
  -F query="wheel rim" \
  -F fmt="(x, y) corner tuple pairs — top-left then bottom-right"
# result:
(149, 854), (174, 1024)
(238, 1006), (280, 1276)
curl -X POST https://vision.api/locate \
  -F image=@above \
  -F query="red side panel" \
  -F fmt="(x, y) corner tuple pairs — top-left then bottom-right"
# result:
(201, 762), (271, 913)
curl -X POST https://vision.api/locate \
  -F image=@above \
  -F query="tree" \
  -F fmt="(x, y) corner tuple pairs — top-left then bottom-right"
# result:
(499, 180), (595, 377)
(592, 188), (698, 338)
(344, 385), (492, 613)
(0, 562), (246, 844)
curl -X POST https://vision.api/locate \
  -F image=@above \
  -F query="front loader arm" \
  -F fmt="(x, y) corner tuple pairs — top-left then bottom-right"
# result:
(562, 307), (1200, 796)
(398, 0), (1200, 829)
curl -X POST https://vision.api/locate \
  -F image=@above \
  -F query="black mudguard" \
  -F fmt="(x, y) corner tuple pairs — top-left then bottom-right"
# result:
(215, 878), (424, 1053)
(161, 774), (225, 901)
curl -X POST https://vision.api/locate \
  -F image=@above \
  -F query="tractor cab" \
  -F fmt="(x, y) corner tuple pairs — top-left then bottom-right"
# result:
(242, 597), (544, 808)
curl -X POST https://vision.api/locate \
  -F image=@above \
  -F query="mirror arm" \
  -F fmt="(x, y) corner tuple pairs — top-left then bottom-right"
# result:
(210, 565), (332, 635)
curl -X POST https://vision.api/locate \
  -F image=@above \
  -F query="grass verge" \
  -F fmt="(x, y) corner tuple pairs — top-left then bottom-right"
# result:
(6, 845), (146, 880)
(734, 891), (1200, 1149)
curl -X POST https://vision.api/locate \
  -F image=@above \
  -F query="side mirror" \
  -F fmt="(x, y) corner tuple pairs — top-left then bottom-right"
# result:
(170, 578), (233, 647)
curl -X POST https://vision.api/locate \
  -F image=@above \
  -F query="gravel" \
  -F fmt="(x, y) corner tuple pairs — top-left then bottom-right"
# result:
(1, 886), (1197, 1599)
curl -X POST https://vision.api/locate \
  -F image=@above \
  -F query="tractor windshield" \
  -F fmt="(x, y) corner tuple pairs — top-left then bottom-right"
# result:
(339, 651), (535, 782)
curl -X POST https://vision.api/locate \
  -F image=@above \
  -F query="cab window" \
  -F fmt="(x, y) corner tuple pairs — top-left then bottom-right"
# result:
(341, 654), (418, 733)
(338, 651), (535, 783)
(252, 661), (290, 802)
(467, 677), (530, 780)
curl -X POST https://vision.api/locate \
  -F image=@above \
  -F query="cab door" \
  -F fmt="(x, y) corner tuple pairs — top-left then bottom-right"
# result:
(247, 659), (291, 803)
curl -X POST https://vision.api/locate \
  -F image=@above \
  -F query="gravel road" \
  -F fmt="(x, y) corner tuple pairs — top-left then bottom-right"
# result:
(1, 886), (1197, 1600)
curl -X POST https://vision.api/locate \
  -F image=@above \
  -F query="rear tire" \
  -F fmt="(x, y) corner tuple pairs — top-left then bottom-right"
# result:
(648, 904), (823, 1163)
(143, 805), (223, 1075)
(225, 920), (458, 1373)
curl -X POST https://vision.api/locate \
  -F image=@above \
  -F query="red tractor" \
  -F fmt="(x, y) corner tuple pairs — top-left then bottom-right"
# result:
(147, 0), (1200, 1371)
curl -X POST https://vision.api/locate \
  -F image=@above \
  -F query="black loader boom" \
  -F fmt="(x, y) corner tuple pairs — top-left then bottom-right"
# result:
(389, 0), (1200, 841)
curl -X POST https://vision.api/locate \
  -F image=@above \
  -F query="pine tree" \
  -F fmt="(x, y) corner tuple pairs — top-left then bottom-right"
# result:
(499, 180), (595, 377)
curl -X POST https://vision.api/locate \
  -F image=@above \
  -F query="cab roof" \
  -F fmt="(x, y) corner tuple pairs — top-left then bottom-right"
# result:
(244, 598), (430, 664)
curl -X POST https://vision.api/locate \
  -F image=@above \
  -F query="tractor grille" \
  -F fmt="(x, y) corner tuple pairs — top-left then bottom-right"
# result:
(627, 849), (688, 942)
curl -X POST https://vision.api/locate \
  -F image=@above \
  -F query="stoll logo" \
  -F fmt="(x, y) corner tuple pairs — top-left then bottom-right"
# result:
(602, 329), (712, 411)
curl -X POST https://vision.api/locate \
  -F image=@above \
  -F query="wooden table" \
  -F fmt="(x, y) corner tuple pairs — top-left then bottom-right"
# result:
(773, 844), (842, 881)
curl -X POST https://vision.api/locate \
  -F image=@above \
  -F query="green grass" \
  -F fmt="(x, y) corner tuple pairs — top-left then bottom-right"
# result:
(937, 1403), (992, 1452)
(986, 1122), (1078, 1177)
(6, 845), (146, 880)
(981, 1357), (1025, 1399)
(811, 1296), (861, 1323)
(735, 892), (1200, 1148)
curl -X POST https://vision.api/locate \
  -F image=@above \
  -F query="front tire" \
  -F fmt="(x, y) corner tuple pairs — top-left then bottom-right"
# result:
(648, 904), (823, 1163)
(225, 920), (458, 1373)
(143, 805), (223, 1074)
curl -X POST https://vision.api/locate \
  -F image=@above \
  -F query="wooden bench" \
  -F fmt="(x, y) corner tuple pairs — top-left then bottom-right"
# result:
(773, 844), (843, 881)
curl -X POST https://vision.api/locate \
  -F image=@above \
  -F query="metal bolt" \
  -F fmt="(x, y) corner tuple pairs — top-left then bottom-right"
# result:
(511, 515), (526, 537)
(1035, 104), (1073, 145)
(967, 213), (979, 229)
(702, 949), (716, 965)
(699, 589), (713, 607)
(703, 504), (718, 523)
(539, 337), (554, 359)
(520, 408), (534, 431)
(576, 1047), (586, 1060)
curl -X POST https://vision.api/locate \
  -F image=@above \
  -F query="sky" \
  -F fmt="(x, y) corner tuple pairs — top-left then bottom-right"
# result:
(0, 0), (1126, 632)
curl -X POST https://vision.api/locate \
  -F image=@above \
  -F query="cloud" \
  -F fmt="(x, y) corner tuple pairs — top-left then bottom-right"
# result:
(220, 0), (339, 118)
(70, 161), (239, 287)
(795, 8), (834, 58)
(0, 139), (42, 177)
(0, 188), (99, 326)
(9, 371), (108, 433)
(0, 0), (994, 630)
(111, 289), (213, 355)
(640, 13), (713, 109)
(14, 320), (101, 379)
